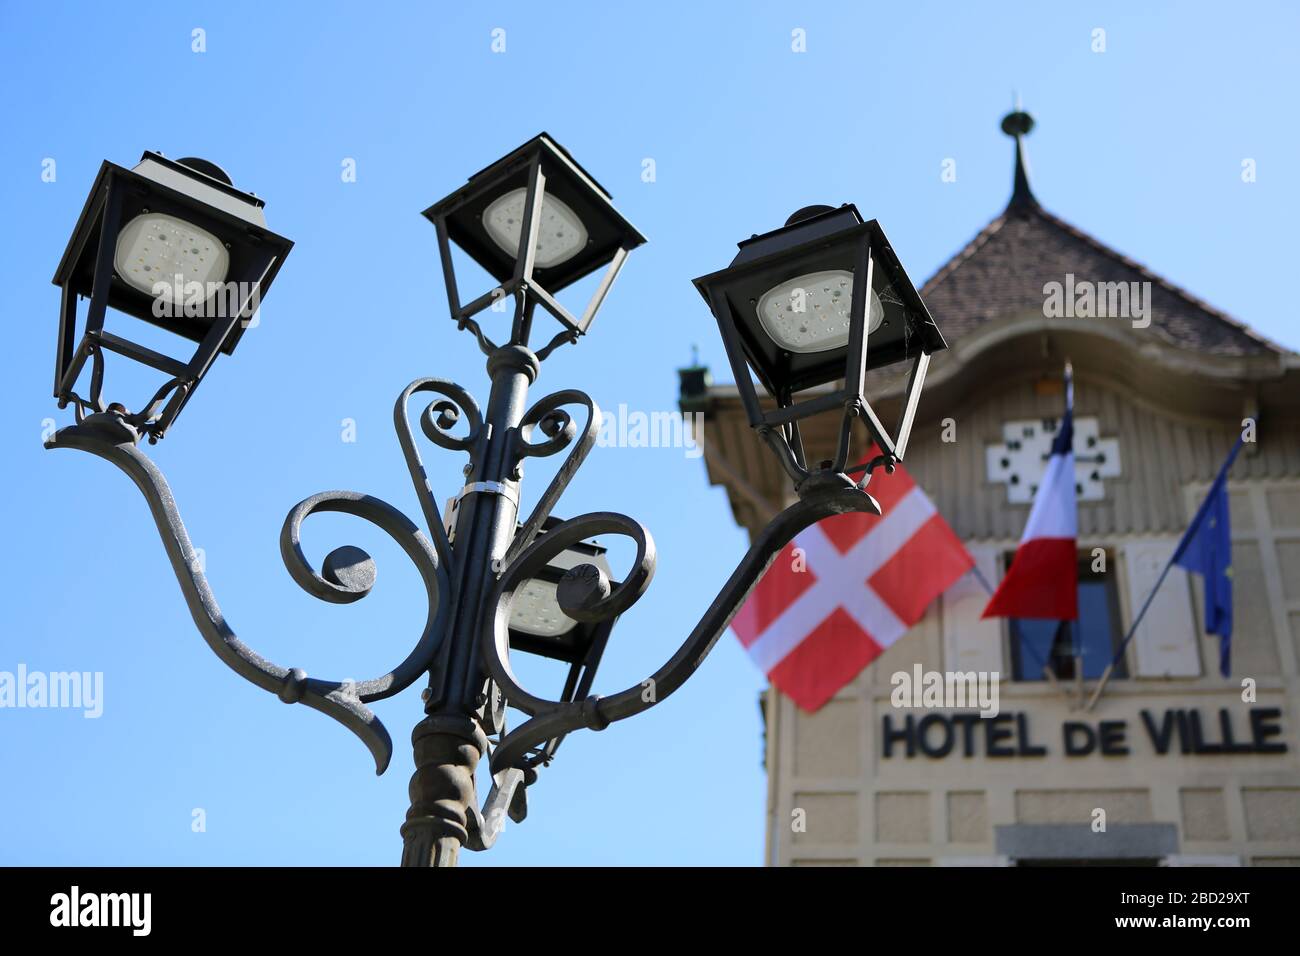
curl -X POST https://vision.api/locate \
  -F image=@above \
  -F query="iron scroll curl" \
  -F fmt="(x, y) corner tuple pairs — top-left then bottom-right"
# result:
(500, 388), (601, 568)
(47, 420), (452, 775)
(479, 478), (881, 773)
(393, 377), (487, 572)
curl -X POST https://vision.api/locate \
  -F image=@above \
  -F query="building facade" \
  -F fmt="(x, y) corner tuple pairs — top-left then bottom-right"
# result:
(681, 115), (1300, 866)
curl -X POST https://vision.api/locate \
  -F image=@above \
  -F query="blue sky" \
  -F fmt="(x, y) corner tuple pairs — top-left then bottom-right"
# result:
(0, 1), (1296, 866)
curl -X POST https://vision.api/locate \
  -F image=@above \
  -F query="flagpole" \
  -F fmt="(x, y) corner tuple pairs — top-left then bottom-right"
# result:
(969, 565), (1073, 702)
(1084, 555), (1178, 711)
(1067, 620), (1084, 709)
(1085, 433), (1244, 711)
(1058, 360), (1087, 707)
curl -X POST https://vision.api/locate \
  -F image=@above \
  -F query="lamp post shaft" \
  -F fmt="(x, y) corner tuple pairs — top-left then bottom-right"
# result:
(400, 342), (539, 867)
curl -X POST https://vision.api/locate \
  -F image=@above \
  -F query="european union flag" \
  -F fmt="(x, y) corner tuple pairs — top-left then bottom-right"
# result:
(1172, 437), (1244, 677)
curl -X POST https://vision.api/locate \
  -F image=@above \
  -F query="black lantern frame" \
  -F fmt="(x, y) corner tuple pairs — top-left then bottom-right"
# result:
(692, 204), (945, 481)
(51, 153), (293, 440)
(504, 522), (617, 769)
(422, 133), (645, 360)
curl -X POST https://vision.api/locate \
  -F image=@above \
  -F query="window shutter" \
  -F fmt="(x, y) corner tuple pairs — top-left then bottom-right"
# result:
(942, 543), (1004, 674)
(1121, 539), (1201, 677)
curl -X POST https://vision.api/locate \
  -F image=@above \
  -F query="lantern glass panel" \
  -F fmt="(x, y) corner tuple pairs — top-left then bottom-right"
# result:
(509, 578), (580, 637)
(483, 188), (588, 268)
(114, 212), (230, 303)
(755, 269), (883, 354)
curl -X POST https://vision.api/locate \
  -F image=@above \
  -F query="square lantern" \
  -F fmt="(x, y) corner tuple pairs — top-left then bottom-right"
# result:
(503, 518), (619, 766)
(692, 204), (945, 462)
(52, 153), (293, 438)
(507, 518), (618, 668)
(423, 133), (645, 343)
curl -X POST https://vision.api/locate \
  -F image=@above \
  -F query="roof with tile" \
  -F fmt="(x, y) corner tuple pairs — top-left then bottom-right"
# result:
(918, 117), (1287, 358)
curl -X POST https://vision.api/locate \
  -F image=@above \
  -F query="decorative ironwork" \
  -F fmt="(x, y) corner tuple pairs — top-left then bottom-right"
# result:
(480, 474), (879, 772)
(393, 377), (485, 569)
(43, 136), (923, 866)
(44, 346), (885, 862)
(46, 392), (455, 776)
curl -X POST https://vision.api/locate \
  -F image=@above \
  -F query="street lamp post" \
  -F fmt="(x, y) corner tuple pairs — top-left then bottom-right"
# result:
(44, 135), (944, 866)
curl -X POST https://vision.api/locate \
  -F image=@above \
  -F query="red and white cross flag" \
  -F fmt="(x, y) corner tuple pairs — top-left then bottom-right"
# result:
(730, 457), (974, 711)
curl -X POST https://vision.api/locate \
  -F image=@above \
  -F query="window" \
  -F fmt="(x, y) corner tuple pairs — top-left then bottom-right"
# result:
(1009, 551), (1127, 681)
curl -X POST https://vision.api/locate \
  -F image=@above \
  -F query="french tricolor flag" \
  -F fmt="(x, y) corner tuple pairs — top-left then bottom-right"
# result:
(982, 363), (1079, 621)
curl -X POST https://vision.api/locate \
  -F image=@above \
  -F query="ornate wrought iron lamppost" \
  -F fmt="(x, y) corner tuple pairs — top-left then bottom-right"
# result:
(44, 135), (944, 867)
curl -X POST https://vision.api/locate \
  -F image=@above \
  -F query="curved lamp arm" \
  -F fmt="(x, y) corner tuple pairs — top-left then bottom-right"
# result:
(45, 412), (451, 775)
(479, 471), (880, 773)
(463, 767), (527, 851)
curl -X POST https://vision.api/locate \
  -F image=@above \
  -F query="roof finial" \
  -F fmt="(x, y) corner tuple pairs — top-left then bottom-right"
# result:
(1000, 99), (1038, 211)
